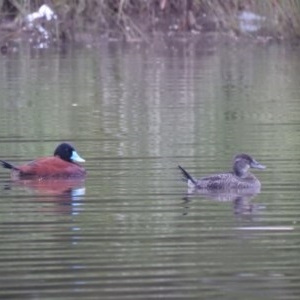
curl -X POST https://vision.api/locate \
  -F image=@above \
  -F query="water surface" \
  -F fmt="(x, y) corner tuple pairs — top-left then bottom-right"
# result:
(0, 42), (300, 299)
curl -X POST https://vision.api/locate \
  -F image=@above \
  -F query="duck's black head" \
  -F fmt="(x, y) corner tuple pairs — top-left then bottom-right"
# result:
(233, 153), (265, 177)
(54, 143), (85, 163)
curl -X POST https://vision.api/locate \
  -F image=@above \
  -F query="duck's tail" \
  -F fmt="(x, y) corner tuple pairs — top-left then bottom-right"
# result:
(178, 165), (197, 186)
(0, 160), (19, 171)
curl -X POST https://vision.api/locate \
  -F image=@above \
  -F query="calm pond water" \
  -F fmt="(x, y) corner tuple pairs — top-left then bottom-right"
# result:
(0, 41), (300, 300)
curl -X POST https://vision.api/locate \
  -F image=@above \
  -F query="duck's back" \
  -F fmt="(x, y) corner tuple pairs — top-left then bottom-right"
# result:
(16, 157), (86, 179)
(196, 172), (261, 190)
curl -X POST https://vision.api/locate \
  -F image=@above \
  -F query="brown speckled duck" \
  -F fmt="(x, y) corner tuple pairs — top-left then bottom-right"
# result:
(179, 153), (265, 191)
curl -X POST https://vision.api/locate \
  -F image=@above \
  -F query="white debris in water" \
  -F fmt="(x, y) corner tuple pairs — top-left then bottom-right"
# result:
(238, 10), (265, 33)
(36, 24), (49, 39)
(25, 4), (57, 43)
(236, 226), (294, 231)
(26, 4), (57, 23)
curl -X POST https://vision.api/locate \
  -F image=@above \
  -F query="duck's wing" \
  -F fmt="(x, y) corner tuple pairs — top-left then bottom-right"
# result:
(200, 173), (229, 182)
(198, 173), (233, 189)
(19, 157), (85, 178)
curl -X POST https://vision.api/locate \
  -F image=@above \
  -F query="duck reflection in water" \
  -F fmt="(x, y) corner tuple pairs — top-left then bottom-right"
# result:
(3, 178), (86, 215)
(182, 189), (261, 216)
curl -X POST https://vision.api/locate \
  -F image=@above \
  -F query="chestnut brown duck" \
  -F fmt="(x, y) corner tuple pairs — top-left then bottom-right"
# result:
(179, 153), (265, 191)
(0, 143), (86, 179)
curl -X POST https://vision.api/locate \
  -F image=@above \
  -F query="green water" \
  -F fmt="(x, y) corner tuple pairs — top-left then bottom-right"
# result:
(0, 42), (299, 300)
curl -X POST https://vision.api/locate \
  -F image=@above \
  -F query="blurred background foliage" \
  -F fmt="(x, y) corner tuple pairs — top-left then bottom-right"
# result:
(0, 0), (300, 44)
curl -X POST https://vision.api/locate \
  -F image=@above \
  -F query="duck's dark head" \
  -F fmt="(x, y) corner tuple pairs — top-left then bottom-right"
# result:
(54, 143), (85, 163)
(233, 153), (265, 177)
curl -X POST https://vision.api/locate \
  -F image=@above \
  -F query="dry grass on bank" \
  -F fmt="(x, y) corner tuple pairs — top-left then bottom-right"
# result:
(1, 0), (300, 46)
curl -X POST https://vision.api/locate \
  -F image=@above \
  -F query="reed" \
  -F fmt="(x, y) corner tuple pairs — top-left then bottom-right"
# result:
(1, 0), (300, 42)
